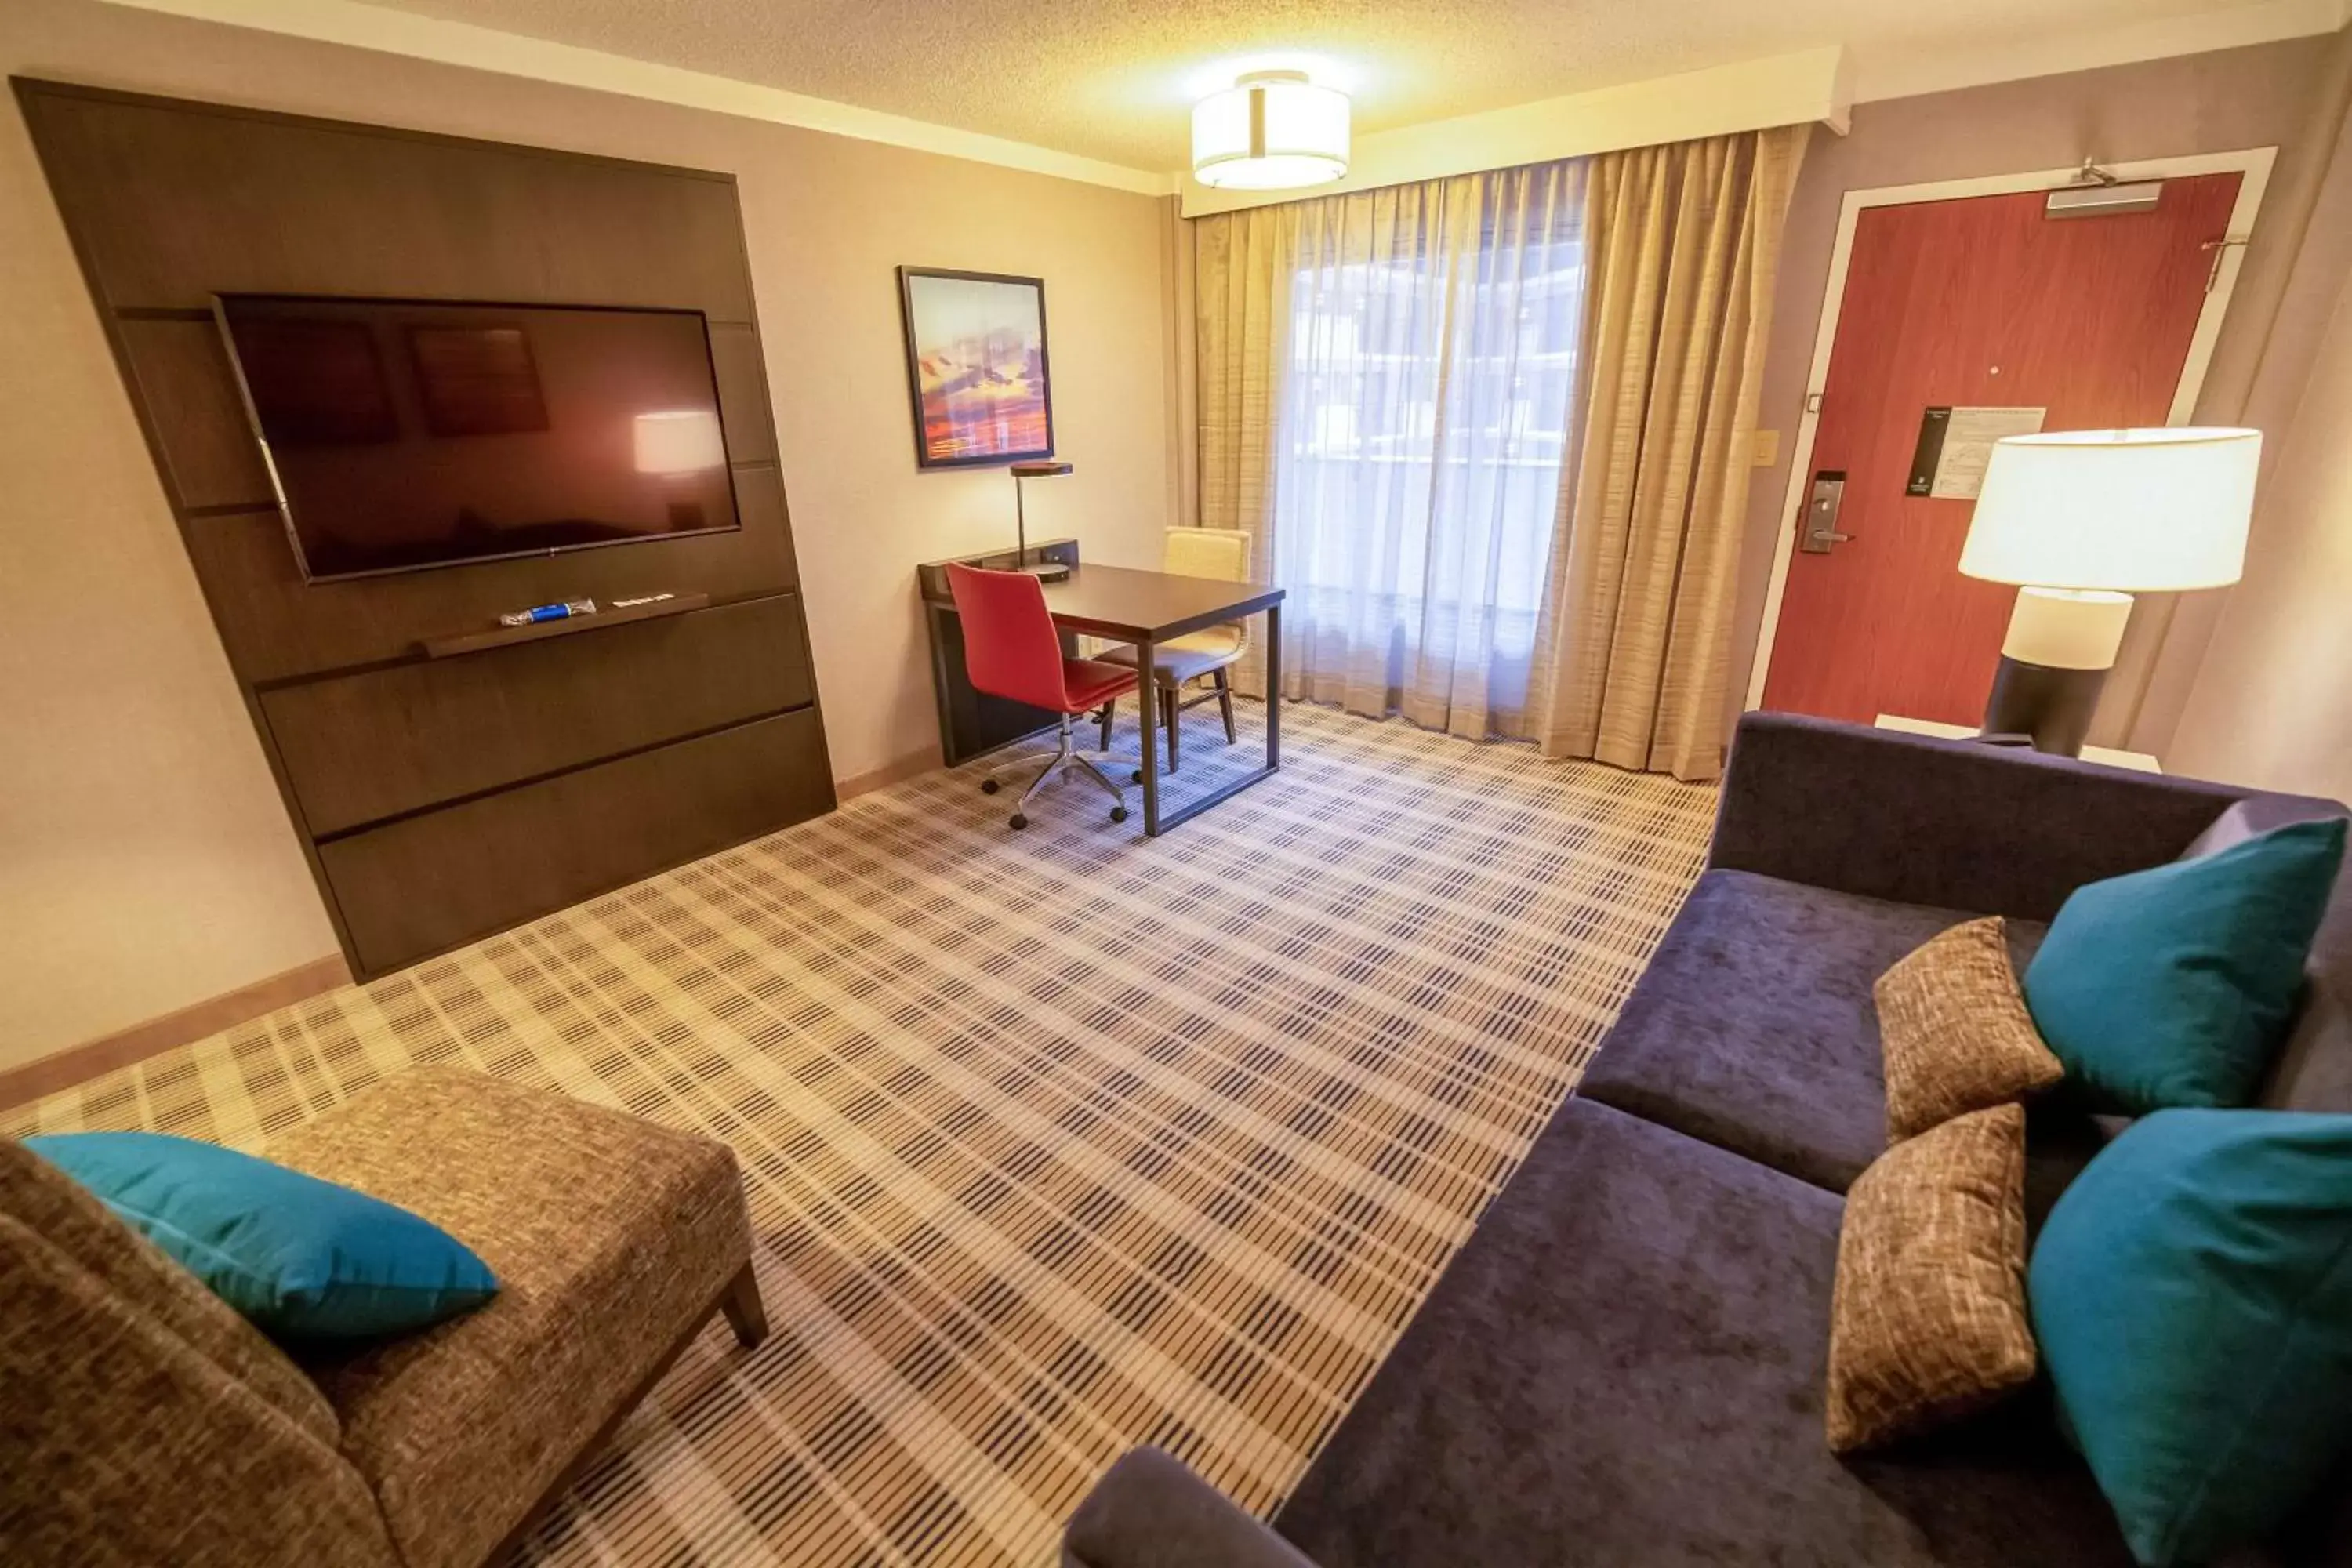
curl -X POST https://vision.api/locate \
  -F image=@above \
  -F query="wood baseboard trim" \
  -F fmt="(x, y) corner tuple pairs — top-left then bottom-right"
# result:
(2, 744), (942, 1115)
(836, 742), (942, 801)
(0, 954), (352, 1113)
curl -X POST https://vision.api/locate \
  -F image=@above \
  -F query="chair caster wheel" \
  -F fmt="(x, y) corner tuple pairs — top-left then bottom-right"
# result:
(981, 779), (1000, 795)
(1009, 813), (1028, 830)
(1110, 806), (1128, 823)
(1131, 769), (1145, 784)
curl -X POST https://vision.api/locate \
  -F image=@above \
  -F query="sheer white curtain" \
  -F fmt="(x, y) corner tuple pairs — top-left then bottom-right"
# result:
(1202, 160), (1588, 739)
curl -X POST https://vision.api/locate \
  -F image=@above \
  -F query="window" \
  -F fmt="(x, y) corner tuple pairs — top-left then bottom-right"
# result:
(1271, 170), (1588, 679)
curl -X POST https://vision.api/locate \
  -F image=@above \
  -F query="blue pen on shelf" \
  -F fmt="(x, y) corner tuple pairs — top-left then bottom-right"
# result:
(499, 597), (597, 628)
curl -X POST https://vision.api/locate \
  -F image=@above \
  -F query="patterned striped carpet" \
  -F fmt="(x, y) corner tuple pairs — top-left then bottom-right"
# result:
(5, 702), (1714, 1566)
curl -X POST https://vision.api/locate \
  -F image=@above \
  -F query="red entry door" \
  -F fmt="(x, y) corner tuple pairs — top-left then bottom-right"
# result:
(1760, 176), (2241, 725)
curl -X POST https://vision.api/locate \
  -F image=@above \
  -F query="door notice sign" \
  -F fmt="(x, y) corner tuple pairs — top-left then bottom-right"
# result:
(1905, 406), (2047, 499)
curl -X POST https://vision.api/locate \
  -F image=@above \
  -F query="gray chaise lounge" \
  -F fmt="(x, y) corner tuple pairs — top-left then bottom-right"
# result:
(1063, 713), (2352, 1568)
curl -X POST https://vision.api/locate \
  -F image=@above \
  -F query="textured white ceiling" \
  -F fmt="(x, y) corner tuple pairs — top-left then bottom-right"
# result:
(365, 0), (2315, 171)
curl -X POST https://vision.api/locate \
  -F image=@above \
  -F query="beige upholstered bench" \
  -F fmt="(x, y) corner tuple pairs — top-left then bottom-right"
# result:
(0, 1068), (768, 1568)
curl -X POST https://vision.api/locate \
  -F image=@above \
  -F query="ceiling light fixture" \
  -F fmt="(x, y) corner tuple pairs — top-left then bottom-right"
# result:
(1191, 70), (1349, 191)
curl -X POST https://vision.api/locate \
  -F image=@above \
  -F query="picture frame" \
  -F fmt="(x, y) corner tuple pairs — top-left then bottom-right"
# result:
(896, 267), (1055, 469)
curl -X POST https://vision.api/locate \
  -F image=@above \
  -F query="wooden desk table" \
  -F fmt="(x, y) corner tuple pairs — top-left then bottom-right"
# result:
(1040, 564), (1287, 836)
(917, 546), (1288, 835)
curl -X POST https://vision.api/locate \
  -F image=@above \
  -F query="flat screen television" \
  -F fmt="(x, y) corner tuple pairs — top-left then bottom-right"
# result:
(215, 294), (741, 582)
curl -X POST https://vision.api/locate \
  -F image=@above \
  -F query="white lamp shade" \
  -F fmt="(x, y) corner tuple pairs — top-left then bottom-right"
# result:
(633, 409), (726, 475)
(1959, 427), (2260, 592)
(1192, 72), (1348, 191)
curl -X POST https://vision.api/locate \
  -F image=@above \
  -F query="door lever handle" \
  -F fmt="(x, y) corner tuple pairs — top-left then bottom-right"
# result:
(1800, 471), (1850, 554)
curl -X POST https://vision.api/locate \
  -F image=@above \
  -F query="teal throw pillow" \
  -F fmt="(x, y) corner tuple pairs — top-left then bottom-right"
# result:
(27, 1131), (497, 1339)
(2022, 816), (2344, 1112)
(2029, 1109), (2352, 1566)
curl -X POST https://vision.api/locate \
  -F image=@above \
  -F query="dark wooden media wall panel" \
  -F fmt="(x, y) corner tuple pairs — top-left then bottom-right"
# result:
(17, 78), (836, 981)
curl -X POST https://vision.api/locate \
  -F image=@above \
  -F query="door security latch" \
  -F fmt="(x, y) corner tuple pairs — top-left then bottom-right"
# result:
(1800, 470), (1850, 554)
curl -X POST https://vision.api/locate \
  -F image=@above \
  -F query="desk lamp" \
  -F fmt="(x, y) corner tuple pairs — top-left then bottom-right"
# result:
(1008, 459), (1074, 582)
(1960, 427), (2259, 757)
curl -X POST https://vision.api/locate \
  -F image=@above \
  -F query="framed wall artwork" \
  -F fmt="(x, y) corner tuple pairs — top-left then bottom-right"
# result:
(896, 267), (1054, 469)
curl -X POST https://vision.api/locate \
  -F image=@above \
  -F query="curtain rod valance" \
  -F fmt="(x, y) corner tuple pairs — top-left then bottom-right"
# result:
(1180, 45), (1845, 219)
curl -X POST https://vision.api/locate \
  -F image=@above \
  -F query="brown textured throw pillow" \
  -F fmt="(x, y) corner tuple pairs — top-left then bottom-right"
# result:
(1875, 916), (2063, 1141)
(1825, 1102), (2036, 1454)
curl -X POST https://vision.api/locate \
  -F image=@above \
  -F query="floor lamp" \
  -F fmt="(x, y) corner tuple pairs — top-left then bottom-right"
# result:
(1959, 427), (2260, 757)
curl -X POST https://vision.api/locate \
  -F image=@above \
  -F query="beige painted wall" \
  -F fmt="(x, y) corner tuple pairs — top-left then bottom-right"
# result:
(0, 0), (1175, 1070)
(2169, 267), (2352, 800)
(1729, 38), (2338, 751)
(2169, 78), (2352, 799)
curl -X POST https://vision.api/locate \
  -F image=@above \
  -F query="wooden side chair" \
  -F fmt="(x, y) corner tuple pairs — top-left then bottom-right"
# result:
(1094, 528), (1254, 775)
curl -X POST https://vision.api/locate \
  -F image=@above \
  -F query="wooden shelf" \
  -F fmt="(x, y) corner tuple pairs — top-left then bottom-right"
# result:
(419, 591), (710, 659)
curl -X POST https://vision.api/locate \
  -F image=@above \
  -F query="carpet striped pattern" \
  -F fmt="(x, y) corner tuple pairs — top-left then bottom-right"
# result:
(5, 702), (1715, 1566)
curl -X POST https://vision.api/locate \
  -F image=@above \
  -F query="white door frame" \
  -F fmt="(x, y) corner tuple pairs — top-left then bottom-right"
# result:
(1743, 146), (2278, 712)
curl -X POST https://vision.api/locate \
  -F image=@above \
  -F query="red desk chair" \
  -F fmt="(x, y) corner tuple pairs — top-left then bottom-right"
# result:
(947, 563), (1138, 830)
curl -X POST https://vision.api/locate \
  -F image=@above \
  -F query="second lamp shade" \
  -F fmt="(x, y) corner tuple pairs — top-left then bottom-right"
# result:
(1959, 427), (2259, 593)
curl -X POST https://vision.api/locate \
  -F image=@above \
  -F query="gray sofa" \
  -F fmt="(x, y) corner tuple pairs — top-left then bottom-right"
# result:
(1064, 713), (2352, 1568)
